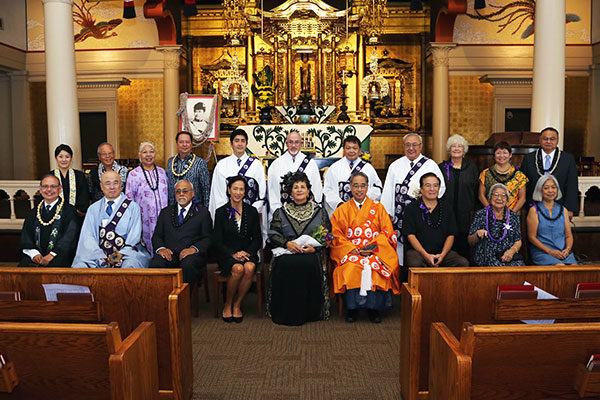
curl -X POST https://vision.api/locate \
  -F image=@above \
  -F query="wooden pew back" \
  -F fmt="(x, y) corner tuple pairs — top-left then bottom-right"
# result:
(429, 322), (600, 400)
(0, 321), (158, 400)
(0, 268), (191, 400)
(401, 265), (600, 400)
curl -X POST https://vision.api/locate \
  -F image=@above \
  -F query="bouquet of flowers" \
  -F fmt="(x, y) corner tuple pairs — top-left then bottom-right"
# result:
(312, 225), (334, 246)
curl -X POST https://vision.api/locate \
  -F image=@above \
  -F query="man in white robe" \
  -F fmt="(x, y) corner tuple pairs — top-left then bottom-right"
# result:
(380, 133), (446, 265)
(323, 135), (382, 217)
(72, 171), (150, 268)
(209, 129), (267, 238)
(267, 130), (323, 221)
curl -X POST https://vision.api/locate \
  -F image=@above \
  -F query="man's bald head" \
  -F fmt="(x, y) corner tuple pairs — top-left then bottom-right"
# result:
(100, 170), (122, 200)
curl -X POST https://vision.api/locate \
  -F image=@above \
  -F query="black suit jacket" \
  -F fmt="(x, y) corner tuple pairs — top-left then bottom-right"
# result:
(152, 203), (212, 255)
(212, 202), (262, 263)
(520, 149), (579, 213)
(20, 201), (80, 259)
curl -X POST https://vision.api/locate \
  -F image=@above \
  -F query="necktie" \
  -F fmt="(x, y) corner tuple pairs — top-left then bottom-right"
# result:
(46, 204), (51, 212)
(410, 161), (414, 168)
(544, 154), (551, 172)
(237, 158), (241, 166)
(349, 160), (354, 170)
(179, 207), (185, 224)
(106, 201), (114, 216)
(358, 203), (362, 209)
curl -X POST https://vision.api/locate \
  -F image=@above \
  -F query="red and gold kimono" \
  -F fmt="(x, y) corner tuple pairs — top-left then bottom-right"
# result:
(330, 197), (401, 295)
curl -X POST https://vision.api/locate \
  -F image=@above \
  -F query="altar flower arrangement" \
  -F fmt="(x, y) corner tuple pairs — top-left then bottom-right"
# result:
(360, 151), (372, 163)
(312, 225), (334, 246)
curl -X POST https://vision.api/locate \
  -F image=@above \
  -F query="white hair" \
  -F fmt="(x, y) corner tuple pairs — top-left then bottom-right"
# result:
(403, 133), (422, 144)
(532, 174), (562, 202)
(96, 142), (114, 155)
(488, 183), (511, 203)
(138, 142), (156, 155)
(446, 134), (469, 154)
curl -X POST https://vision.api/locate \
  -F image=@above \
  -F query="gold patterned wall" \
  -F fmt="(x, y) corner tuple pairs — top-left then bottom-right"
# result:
(449, 76), (494, 146)
(564, 76), (588, 158)
(29, 82), (49, 179)
(117, 79), (165, 166)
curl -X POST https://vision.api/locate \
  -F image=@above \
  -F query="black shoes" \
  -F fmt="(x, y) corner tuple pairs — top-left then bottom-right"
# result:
(345, 309), (358, 323)
(367, 309), (382, 324)
(222, 316), (233, 323)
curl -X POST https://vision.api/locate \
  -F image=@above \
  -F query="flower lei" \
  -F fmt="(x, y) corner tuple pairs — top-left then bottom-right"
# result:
(534, 201), (563, 221)
(171, 153), (196, 178)
(535, 148), (561, 176)
(419, 200), (442, 229)
(54, 168), (76, 206)
(485, 205), (511, 242)
(37, 197), (64, 227)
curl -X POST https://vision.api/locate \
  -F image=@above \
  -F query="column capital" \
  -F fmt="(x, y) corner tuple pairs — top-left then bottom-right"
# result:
(42, 0), (73, 4)
(429, 42), (457, 68)
(156, 45), (183, 69)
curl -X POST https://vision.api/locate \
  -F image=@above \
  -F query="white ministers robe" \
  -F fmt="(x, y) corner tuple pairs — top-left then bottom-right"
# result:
(323, 157), (382, 217)
(208, 153), (268, 239)
(380, 154), (446, 264)
(72, 193), (150, 268)
(267, 151), (323, 221)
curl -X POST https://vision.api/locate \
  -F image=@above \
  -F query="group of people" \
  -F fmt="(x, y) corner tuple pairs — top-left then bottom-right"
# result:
(19, 126), (579, 326)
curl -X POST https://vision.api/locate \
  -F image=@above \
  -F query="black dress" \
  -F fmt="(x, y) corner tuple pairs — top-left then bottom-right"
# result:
(267, 201), (331, 326)
(212, 202), (262, 276)
(49, 169), (90, 214)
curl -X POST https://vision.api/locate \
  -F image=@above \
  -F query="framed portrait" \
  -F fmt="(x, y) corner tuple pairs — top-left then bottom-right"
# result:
(179, 94), (220, 142)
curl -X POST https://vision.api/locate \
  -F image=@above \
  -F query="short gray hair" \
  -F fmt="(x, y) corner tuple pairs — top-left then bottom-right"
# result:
(403, 133), (422, 144)
(138, 142), (155, 155)
(97, 142), (114, 155)
(175, 179), (194, 192)
(532, 174), (562, 202)
(350, 171), (369, 185)
(488, 183), (510, 203)
(446, 134), (469, 154)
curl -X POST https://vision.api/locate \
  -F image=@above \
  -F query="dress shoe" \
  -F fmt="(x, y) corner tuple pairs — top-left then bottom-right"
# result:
(222, 316), (233, 323)
(345, 309), (357, 323)
(367, 309), (382, 323)
(233, 315), (244, 323)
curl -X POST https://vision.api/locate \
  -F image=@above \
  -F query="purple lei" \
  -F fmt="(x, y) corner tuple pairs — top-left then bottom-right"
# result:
(226, 206), (241, 220)
(444, 161), (454, 180)
(485, 205), (510, 242)
(419, 202), (430, 222)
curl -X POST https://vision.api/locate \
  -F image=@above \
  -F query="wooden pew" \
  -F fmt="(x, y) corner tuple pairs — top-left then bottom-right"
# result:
(0, 321), (158, 400)
(429, 321), (600, 400)
(400, 265), (600, 400)
(0, 268), (192, 400)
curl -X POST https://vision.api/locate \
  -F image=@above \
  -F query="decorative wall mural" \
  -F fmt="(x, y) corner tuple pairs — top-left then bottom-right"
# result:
(73, 0), (122, 42)
(466, 0), (580, 39)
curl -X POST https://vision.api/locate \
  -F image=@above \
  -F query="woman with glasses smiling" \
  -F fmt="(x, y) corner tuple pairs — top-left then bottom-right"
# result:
(468, 183), (525, 266)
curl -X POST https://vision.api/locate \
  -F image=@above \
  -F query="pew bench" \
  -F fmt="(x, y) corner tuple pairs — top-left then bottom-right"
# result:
(429, 321), (600, 400)
(0, 321), (158, 400)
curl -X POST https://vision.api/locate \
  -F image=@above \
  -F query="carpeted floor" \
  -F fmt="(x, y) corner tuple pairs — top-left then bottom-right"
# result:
(191, 263), (402, 400)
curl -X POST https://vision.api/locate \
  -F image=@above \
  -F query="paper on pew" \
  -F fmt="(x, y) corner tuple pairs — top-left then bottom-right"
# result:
(42, 284), (91, 301)
(521, 281), (557, 324)
(271, 235), (323, 257)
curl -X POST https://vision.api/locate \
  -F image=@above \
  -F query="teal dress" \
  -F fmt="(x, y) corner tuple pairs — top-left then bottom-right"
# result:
(529, 202), (577, 265)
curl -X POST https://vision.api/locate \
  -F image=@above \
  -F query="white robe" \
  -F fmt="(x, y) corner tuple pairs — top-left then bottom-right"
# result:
(208, 153), (268, 240)
(380, 154), (446, 264)
(72, 194), (150, 268)
(267, 151), (323, 221)
(322, 157), (382, 217)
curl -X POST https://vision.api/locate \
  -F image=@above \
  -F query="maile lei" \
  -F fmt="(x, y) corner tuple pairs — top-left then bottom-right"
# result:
(535, 148), (561, 176)
(485, 205), (511, 242)
(35, 197), (65, 252)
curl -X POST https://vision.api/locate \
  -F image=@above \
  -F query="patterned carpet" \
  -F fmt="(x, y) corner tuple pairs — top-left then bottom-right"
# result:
(191, 263), (402, 400)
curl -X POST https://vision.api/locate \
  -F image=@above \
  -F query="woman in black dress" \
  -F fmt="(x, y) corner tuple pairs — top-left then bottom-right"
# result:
(212, 176), (262, 323)
(267, 171), (330, 326)
(50, 144), (89, 216)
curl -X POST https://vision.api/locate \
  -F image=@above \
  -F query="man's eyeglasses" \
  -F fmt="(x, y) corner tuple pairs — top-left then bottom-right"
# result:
(41, 184), (60, 189)
(175, 189), (193, 194)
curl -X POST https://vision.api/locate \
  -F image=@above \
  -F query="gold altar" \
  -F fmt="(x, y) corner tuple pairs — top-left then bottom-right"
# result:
(182, 0), (430, 134)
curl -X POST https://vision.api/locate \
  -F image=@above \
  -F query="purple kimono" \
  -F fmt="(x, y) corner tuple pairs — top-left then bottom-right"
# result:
(125, 165), (169, 254)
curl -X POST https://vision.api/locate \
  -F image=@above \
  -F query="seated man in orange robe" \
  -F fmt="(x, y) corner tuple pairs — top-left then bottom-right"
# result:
(331, 172), (400, 323)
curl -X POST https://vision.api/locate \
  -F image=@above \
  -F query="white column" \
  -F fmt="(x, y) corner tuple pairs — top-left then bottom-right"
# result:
(43, 0), (82, 169)
(156, 45), (182, 162)
(530, 0), (565, 149)
(430, 43), (456, 163)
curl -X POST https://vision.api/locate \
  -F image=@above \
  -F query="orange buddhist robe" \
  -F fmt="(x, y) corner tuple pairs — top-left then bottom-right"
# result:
(330, 197), (400, 294)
